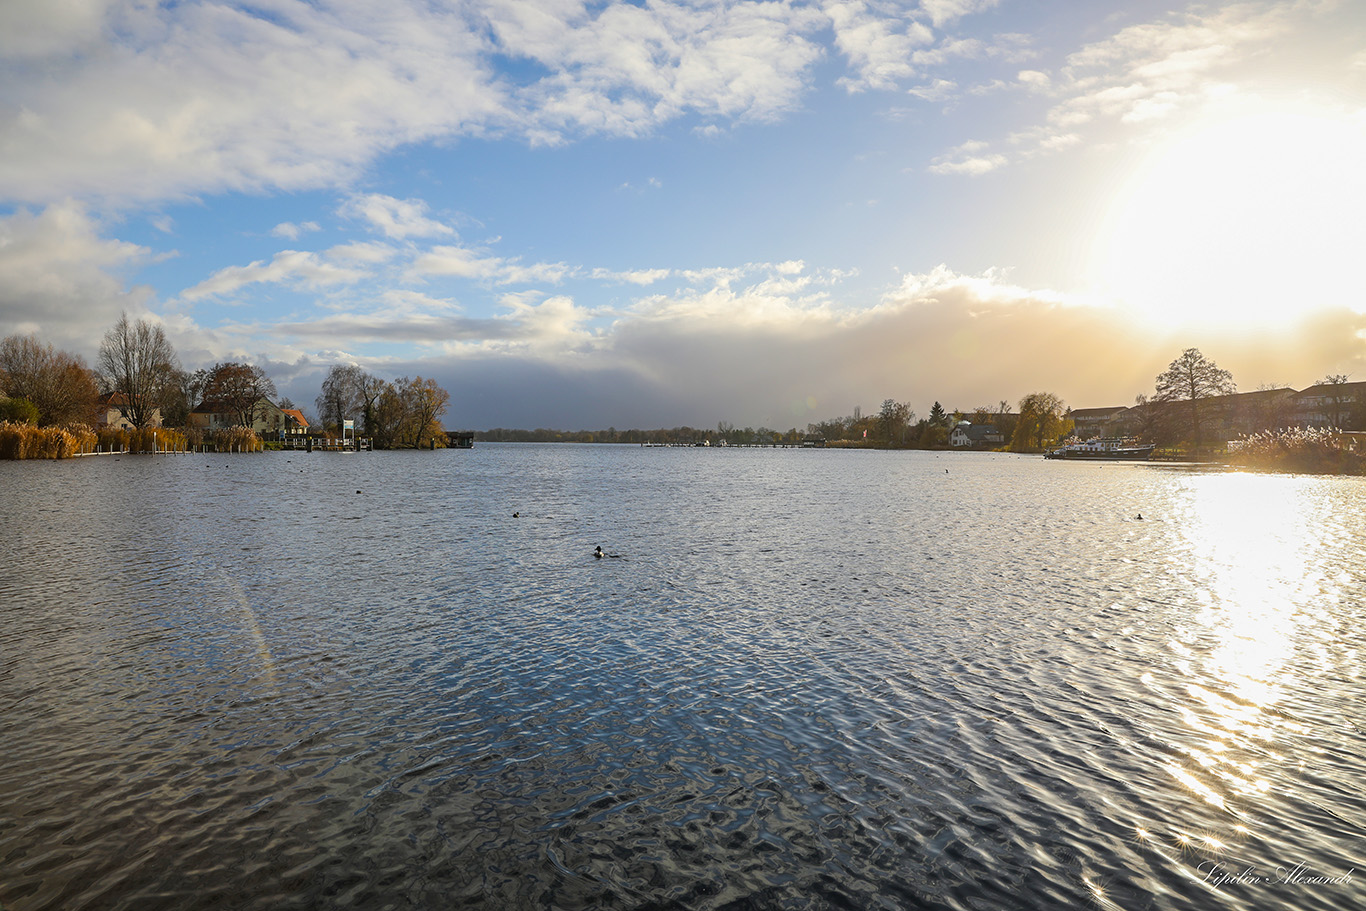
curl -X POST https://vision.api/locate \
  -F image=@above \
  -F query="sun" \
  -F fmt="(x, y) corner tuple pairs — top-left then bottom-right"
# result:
(1090, 102), (1366, 331)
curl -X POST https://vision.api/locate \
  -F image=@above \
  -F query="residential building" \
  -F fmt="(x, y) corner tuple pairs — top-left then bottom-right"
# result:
(949, 421), (1004, 449)
(1197, 388), (1297, 439)
(1068, 406), (1128, 440)
(1292, 381), (1366, 430)
(190, 399), (308, 438)
(94, 392), (162, 429)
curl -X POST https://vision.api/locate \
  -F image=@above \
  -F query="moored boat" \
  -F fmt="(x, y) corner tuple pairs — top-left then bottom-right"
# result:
(1045, 437), (1155, 460)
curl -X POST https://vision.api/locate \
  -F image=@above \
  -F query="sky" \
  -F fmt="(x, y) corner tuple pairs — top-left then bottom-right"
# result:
(2, 0), (1364, 431)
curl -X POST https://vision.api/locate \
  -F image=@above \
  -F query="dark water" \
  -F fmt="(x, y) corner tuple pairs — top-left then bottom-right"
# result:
(1, 445), (1362, 910)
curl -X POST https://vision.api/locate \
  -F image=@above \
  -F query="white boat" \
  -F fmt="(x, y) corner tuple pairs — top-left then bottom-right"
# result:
(1044, 437), (1155, 460)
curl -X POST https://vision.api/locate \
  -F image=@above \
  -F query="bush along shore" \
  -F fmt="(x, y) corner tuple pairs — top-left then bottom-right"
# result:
(0, 422), (97, 459)
(1228, 427), (1366, 475)
(0, 423), (266, 459)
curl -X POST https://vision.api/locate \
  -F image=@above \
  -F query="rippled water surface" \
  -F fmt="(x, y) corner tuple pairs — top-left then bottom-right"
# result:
(2, 445), (1363, 910)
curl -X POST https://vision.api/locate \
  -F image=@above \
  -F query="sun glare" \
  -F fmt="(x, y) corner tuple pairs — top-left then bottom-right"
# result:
(1092, 105), (1366, 330)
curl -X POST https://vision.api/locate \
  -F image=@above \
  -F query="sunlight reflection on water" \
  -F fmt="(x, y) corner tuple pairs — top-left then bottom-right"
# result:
(1133, 470), (1363, 902)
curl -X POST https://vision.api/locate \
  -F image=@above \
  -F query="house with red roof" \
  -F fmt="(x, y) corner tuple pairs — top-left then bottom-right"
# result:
(190, 399), (309, 439)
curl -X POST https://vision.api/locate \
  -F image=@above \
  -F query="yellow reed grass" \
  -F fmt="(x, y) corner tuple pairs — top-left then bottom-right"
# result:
(0, 421), (98, 459)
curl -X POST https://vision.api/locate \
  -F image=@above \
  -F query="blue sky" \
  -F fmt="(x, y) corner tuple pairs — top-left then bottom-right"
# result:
(3, 0), (1364, 430)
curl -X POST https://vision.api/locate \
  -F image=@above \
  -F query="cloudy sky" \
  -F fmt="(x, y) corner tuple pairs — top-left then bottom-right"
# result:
(2, 0), (1364, 430)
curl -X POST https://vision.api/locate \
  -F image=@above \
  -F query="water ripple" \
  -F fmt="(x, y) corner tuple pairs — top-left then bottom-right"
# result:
(1, 450), (1363, 909)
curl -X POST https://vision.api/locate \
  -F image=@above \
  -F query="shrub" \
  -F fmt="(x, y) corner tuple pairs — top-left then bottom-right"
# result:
(0, 397), (40, 425)
(0, 421), (32, 458)
(0, 421), (97, 459)
(127, 427), (189, 453)
(63, 424), (97, 456)
(98, 427), (130, 452)
(210, 426), (262, 452)
(1229, 427), (1366, 475)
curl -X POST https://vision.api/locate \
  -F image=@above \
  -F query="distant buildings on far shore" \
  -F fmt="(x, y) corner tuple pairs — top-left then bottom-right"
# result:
(949, 381), (1366, 449)
(1071, 382), (1366, 442)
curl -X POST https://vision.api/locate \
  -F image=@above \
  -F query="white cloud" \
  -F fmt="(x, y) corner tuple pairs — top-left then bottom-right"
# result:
(409, 245), (497, 281)
(326, 241), (397, 265)
(339, 194), (453, 240)
(180, 247), (373, 301)
(0, 202), (154, 353)
(825, 0), (934, 92)
(905, 78), (959, 102)
(591, 267), (672, 285)
(271, 221), (321, 240)
(0, 0), (113, 60)
(0, 1), (842, 204)
(928, 140), (1006, 175)
(498, 0), (829, 138)
(1032, 4), (1311, 151)
(919, 2), (1342, 171)
(378, 289), (462, 315)
(496, 293), (593, 346)
(909, 36), (986, 68)
(1, 1), (503, 204)
(919, 0), (1000, 30)
(409, 244), (574, 286)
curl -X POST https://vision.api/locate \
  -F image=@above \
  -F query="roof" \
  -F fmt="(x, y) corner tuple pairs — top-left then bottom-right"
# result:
(281, 408), (308, 427)
(952, 423), (999, 441)
(1200, 388), (1294, 407)
(1293, 381), (1366, 398)
(1070, 406), (1128, 419)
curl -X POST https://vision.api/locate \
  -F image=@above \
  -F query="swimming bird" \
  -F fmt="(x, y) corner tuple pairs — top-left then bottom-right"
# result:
(595, 545), (622, 559)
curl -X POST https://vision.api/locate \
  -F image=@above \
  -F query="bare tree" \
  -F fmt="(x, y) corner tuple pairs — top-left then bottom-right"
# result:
(96, 314), (181, 428)
(0, 334), (100, 426)
(315, 364), (364, 434)
(1154, 348), (1235, 448)
(370, 379), (405, 449)
(202, 362), (276, 427)
(356, 371), (389, 439)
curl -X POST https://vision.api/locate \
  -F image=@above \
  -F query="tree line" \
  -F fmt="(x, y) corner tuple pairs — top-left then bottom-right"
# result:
(5, 323), (1347, 456)
(1, 315), (286, 431)
(1, 314), (452, 450)
(314, 365), (450, 449)
(476, 349), (1348, 454)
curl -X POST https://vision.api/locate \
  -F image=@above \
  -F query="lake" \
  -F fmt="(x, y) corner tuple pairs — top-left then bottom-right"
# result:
(1, 445), (1362, 910)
